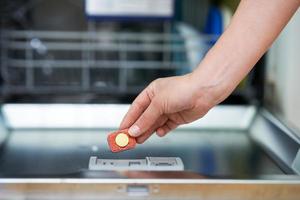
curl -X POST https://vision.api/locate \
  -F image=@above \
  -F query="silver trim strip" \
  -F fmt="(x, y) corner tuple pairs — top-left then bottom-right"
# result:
(0, 178), (299, 184)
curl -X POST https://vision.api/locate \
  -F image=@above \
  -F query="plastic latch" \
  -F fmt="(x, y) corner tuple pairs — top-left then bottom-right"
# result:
(127, 185), (149, 196)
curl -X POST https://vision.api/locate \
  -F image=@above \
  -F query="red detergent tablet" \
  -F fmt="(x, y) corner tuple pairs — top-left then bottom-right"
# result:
(107, 129), (136, 153)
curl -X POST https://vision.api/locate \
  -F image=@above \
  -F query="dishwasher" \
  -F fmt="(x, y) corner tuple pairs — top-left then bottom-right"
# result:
(0, 104), (299, 199)
(0, 30), (299, 200)
(0, 1), (300, 199)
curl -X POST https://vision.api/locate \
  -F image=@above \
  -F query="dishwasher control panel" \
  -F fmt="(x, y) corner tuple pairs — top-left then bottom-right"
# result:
(89, 156), (184, 171)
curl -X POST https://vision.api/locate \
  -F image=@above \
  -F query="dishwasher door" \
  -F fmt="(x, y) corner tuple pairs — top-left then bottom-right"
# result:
(0, 104), (299, 199)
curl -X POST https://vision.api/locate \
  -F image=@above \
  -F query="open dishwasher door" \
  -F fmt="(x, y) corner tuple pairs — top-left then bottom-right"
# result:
(0, 104), (299, 200)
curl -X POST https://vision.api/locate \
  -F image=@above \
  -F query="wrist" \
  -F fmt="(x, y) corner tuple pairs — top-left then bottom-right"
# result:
(188, 54), (237, 106)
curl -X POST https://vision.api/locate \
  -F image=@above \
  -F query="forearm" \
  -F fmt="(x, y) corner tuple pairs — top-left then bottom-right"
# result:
(191, 0), (299, 104)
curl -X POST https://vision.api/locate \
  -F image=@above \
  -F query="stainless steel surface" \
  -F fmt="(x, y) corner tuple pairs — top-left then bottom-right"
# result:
(292, 149), (300, 174)
(0, 104), (299, 199)
(0, 128), (272, 178)
(250, 110), (300, 174)
(0, 104), (294, 179)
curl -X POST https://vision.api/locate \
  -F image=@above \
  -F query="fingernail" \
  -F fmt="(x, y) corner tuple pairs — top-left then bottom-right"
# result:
(156, 129), (164, 137)
(128, 125), (140, 137)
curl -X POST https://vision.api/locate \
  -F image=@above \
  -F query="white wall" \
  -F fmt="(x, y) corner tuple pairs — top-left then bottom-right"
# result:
(267, 9), (300, 133)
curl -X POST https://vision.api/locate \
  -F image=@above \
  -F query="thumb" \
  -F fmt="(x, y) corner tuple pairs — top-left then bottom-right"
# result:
(128, 100), (162, 137)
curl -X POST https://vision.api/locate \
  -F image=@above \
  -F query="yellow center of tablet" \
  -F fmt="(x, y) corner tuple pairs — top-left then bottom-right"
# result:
(115, 133), (129, 147)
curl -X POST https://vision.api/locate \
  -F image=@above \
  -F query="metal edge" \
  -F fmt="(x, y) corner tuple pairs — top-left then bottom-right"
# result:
(292, 149), (300, 174)
(249, 109), (300, 174)
(0, 178), (300, 184)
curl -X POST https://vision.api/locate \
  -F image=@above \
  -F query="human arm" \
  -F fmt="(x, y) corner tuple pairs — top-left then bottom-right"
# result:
(120, 0), (300, 143)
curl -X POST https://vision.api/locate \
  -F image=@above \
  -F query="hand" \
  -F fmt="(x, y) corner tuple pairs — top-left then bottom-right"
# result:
(121, 0), (300, 144)
(119, 73), (221, 144)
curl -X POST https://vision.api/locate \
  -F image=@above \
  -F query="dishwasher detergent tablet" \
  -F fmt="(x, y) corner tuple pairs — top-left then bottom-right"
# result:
(107, 129), (136, 153)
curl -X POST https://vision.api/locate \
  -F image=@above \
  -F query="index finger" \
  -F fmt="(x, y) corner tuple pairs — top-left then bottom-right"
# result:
(119, 88), (151, 130)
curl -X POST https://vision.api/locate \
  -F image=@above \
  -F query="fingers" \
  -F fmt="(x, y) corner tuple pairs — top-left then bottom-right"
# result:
(137, 118), (179, 143)
(156, 119), (179, 137)
(135, 127), (155, 144)
(119, 88), (152, 130)
(128, 99), (162, 137)
(136, 116), (167, 144)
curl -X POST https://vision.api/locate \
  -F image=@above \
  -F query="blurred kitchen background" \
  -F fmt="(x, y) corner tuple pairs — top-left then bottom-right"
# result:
(0, 0), (299, 132)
